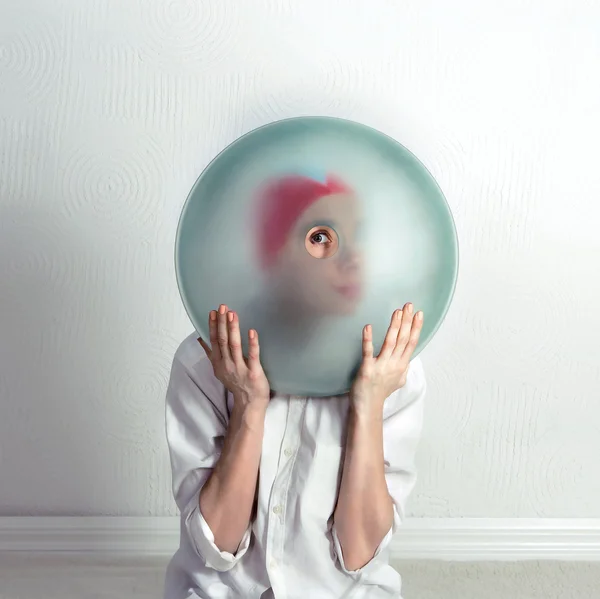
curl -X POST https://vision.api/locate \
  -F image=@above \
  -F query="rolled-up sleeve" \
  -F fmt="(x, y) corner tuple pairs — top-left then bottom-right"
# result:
(165, 341), (251, 571)
(332, 357), (426, 577)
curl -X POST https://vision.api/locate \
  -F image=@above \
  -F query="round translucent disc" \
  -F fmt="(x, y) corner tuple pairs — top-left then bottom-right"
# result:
(176, 117), (458, 397)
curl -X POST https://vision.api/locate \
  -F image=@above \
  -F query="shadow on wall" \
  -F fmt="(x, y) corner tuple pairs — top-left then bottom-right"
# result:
(0, 204), (175, 516)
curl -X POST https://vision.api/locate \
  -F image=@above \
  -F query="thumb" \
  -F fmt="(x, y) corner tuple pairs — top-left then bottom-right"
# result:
(198, 337), (212, 360)
(362, 324), (374, 361)
(247, 329), (262, 372)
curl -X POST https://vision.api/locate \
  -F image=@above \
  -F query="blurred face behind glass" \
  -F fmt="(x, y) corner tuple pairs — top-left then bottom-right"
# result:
(269, 192), (364, 316)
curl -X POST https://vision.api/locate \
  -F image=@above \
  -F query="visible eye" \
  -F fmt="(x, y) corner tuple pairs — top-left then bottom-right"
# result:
(304, 224), (339, 259)
(310, 230), (332, 245)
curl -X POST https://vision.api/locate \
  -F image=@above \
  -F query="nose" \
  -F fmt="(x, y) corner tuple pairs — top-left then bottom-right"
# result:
(337, 242), (361, 272)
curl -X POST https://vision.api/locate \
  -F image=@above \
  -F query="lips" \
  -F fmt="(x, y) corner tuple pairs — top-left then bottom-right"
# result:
(335, 283), (362, 300)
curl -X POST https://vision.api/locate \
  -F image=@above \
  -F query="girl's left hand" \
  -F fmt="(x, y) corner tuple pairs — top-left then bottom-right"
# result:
(350, 303), (424, 412)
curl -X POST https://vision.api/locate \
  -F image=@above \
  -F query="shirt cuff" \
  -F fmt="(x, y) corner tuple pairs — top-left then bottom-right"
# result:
(184, 490), (252, 572)
(332, 505), (402, 579)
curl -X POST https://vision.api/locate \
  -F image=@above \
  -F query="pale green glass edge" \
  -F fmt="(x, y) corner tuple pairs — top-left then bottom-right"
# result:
(174, 116), (460, 363)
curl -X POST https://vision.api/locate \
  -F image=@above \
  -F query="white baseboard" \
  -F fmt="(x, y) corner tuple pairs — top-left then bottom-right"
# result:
(391, 518), (600, 561)
(1, 517), (600, 561)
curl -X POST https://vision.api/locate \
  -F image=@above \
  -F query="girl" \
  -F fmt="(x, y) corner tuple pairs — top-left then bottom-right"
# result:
(164, 173), (426, 599)
(242, 172), (366, 396)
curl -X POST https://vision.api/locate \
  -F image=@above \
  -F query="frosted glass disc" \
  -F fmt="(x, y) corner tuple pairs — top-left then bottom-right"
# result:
(176, 117), (458, 396)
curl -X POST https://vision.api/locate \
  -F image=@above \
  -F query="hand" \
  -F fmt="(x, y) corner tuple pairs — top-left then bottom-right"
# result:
(198, 304), (271, 412)
(350, 303), (424, 412)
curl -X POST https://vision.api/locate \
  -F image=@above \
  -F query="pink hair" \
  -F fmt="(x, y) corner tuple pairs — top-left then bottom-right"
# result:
(255, 173), (351, 269)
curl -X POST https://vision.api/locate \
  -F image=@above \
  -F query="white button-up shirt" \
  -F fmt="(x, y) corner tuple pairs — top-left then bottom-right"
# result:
(164, 333), (426, 599)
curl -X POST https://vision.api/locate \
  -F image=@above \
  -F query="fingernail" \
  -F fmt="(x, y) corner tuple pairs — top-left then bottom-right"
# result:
(396, 310), (402, 320)
(227, 312), (234, 322)
(417, 311), (423, 320)
(219, 305), (226, 314)
(407, 303), (413, 314)
(210, 311), (216, 321)
(249, 329), (255, 339)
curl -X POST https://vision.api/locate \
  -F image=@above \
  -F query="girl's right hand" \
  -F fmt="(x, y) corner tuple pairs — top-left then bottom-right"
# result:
(198, 304), (271, 412)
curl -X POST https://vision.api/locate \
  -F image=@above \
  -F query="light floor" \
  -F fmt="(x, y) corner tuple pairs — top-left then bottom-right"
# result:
(1, 554), (599, 599)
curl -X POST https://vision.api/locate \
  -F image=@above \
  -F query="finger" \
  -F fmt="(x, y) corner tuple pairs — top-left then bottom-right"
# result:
(216, 304), (232, 363)
(247, 329), (261, 372)
(227, 311), (245, 367)
(393, 303), (414, 356)
(362, 324), (374, 360)
(208, 310), (221, 362)
(198, 337), (212, 360)
(402, 310), (424, 361)
(378, 310), (402, 359)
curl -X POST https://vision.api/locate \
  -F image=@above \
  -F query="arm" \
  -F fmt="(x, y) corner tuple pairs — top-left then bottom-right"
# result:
(199, 399), (266, 553)
(166, 305), (270, 571)
(332, 370), (425, 572)
(197, 305), (271, 554)
(333, 404), (394, 571)
(166, 349), (257, 571)
(333, 304), (425, 574)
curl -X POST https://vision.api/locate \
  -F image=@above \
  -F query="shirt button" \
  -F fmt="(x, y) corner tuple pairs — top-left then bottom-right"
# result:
(284, 448), (293, 457)
(272, 505), (283, 515)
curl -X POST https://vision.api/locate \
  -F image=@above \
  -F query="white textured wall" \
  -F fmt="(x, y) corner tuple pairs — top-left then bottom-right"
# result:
(1, 0), (599, 517)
